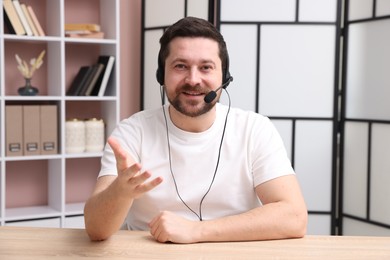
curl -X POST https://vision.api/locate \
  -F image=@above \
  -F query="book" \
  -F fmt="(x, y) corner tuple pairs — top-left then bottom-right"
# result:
(65, 31), (105, 39)
(84, 63), (105, 96)
(78, 64), (104, 96)
(91, 55), (115, 96)
(76, 65), (98, 96)
(65, 30), (94, 34)
(3, 0), (26, 35)
(12, 0), (33, 36)
(65, 23), (101, 32)
(21, 3), (38, 36)
(27, 5), (45, 36)
(66, 66), (94, 96)
(3, 8), (16, 34)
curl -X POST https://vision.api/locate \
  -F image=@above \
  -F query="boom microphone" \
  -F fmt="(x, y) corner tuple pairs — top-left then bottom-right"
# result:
(204, 77), (233, 104)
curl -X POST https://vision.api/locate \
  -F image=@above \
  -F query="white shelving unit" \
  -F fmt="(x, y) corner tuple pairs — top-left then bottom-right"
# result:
(0, 0), (120, 228)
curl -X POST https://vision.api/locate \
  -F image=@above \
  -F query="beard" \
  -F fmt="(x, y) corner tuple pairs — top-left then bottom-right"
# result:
(166, 84), (217, 117)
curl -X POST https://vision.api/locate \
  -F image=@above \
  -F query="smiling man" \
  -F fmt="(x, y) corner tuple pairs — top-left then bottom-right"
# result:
(84, 16), (307, 244)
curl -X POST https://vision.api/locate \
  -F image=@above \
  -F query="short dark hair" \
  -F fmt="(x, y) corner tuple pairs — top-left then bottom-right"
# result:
(156, 16), (229, 85)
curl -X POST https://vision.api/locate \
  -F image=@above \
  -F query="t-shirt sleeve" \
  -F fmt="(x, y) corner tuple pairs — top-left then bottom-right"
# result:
(250, 116), (295, 187)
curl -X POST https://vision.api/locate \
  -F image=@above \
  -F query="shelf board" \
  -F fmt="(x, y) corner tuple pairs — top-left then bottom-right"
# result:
(65, 96), (117, 101)
(3, 35), (117, 45)
(4, 96), (62, 101)
(65, 152), (103, 159)
(4, 96), (117, 101)
(5, 154), (62, 162)
(65, 202), (85, 215)
(64, 37), (117, 45)
(5, 153), (103, 161)
(5, 206), (61, 221)
(3, 35), (62, 43)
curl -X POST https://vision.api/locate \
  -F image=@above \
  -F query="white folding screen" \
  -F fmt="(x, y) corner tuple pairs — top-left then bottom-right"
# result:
(219, 0), (339, 235)
(142, 0), (210, 110)
(258, 25), (335, 118)
(346, 19), (390, 120)
(143, 30), (163, 110)
(341, 0), (390, 236)
(219, 25), (258, 111)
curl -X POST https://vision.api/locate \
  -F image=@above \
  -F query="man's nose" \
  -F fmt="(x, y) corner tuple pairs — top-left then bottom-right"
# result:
(185, 68), (201, 86)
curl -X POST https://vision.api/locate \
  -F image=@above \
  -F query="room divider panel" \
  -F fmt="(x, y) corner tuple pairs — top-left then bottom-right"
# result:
(217, 0), (341, 235)
(340, 0), (390, 236)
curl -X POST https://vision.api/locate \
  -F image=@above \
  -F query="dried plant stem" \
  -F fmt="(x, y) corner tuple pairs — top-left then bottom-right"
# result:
(15, 50), (46, 79)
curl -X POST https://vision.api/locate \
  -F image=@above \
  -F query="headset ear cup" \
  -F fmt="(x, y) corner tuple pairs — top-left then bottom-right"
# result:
(223, 52), (231, 85)
(225, 71), (231, 85)
(156, 68), (164, 86)
(156, 49), (164, 85)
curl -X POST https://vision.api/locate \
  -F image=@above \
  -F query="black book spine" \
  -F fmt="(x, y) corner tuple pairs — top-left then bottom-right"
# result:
(91, 55), (115, 96)
(3, 9), (16, 34)
(66, 66), (92, 96)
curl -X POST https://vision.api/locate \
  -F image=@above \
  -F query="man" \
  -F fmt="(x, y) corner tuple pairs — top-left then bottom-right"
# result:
(84, 17), (307, 244)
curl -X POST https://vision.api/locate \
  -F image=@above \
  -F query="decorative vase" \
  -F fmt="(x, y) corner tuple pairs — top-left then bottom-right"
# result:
(18, 78), (39, 96)
(65, 119), (86, 154)
(85, 118), (105, 152)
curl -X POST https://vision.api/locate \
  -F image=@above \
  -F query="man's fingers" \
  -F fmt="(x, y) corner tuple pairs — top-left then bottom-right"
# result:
(131, 178), (163, 201)
(108, 137), (135, 172)
(142, 176), (163, 192)
(108, 137), (163, 197)
(120, 162), (142, 180)
(132, 174), (163, 194)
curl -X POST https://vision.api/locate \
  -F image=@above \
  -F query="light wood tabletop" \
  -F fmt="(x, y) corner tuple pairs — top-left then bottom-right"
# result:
(0, 226), (390, 259)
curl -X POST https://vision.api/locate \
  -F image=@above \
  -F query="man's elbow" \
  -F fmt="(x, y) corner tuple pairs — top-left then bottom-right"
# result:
(290, 209), (308, 238)
(85, 226), (112, 241)
(84, 217), (113, 241)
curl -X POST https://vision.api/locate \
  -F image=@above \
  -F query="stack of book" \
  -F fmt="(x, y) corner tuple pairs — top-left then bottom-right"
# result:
(65, 23), (104, 39)
(3, 0), (45, 36)
(67, 55), (115, 97)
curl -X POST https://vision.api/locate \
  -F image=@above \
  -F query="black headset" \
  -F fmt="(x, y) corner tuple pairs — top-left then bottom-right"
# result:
(156, 49), (233, 88)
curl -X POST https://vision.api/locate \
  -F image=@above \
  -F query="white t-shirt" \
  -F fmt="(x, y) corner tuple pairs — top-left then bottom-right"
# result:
(99, 103), (294, 230)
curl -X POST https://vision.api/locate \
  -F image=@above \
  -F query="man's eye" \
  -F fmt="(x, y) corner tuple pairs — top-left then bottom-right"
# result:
(175, 64), (186, 69)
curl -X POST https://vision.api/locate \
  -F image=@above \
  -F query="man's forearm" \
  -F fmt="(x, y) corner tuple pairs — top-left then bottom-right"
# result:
(198, 202), (307, 242)
(84, 184), (134, 241)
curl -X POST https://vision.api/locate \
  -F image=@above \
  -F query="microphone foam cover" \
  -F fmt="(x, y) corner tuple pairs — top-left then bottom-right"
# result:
(204, 91), (217, 103)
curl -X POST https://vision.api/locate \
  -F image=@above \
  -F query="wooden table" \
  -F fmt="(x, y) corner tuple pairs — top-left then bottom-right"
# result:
(0, 226), (390, 259)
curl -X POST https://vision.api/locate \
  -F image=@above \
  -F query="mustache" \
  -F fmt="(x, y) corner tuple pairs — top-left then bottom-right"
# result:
(177, 84), (207, 93)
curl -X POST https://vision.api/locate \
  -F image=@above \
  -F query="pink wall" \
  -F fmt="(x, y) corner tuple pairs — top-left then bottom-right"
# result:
(119, 0), (142, 120)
